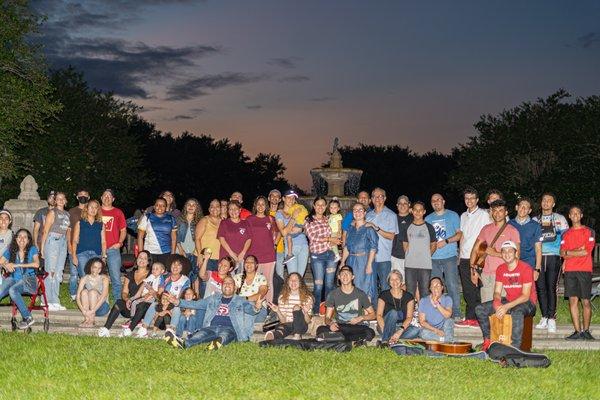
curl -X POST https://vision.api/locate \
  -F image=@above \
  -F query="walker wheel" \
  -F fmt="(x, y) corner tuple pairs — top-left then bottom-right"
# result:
(44, 319), (50, 333)
(10, 318), (17, 332)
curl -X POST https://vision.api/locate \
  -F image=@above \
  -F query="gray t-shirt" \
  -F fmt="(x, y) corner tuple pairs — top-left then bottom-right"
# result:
(0, 230), (13, 256)
(401, 222), (436, 270)
(49, 209), (71, 236)
(325, 287), (371, 323)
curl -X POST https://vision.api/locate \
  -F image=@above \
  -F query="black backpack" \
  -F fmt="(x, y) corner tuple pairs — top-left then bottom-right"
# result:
(487, 342), (551, 368)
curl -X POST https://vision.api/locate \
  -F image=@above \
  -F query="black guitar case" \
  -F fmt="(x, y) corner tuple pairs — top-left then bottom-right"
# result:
(487, 342), (551, 368)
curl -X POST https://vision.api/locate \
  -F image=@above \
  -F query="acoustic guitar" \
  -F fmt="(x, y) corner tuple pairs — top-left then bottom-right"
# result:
(405, 339), (473, 354)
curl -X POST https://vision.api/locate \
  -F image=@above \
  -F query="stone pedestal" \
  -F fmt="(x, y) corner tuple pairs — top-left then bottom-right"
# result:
(3, 175), (47, 233)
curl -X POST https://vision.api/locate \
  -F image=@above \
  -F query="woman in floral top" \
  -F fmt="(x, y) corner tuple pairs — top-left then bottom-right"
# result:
(233, 255), (268, 321)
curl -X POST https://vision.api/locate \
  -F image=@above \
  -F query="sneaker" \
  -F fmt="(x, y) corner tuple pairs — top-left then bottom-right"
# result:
(98, 327), (110, 337)
(119, 328), (132, 338)
(455, 319), (473, 328)
(565, 331), (583, 340)
(70, 295), (76, 301)
(47, 303), (59, 311)
(164, 330), (185, 349)
(18, 317), (34, 330)
(468, 319), (480, 328)
(535, 317), (548, 330)
(547, 319), (557, 333)
(581, 330), (595, 341)
(207, 338), (223, 351)
(56, 304), (67, 311)
(136, 326), (148, 338)
(283, 254), (295, 265)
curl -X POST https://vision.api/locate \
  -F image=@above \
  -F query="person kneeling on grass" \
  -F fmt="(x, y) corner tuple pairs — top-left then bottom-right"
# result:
(316, 265), (376, 344)
(76, 258), (110, 327)
(265, 272), (313, 341)
(164, 275), (262, 349)
(0, 229), (40, 329)
(475, 240), (536, 351)
(400, 277), (454, 343)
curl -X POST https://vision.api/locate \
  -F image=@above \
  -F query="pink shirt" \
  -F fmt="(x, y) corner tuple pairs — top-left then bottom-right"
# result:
(477, 223), (520, 275)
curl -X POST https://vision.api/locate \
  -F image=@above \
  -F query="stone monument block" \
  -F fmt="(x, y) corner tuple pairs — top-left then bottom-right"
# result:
(3, 175), (47, 233)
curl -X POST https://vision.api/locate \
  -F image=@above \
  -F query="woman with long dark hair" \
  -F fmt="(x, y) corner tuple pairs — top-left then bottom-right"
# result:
(304, 196), (341, 314)
(265, 272), (313, 340)
(98, 251), (152, 337)
(247, 196), (277, 302)
(177, 198), (203, 291)
(76, 257), (110, 327)
(0, 229), (40, 329)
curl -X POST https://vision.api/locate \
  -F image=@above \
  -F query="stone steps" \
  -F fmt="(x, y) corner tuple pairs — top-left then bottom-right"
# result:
(2, 308), (600, 351)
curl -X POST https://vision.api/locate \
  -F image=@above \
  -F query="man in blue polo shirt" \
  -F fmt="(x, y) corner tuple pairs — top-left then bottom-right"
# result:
(425, 193), (462, 320)
(366, 187), (398, 307)
(508, 198), (542, 271)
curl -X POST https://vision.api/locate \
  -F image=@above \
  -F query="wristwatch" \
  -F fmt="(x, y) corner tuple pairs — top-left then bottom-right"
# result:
(376, 226), (381, 232)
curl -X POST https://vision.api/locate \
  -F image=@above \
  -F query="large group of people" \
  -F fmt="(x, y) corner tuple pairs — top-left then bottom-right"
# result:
(0, 185), (596, 351)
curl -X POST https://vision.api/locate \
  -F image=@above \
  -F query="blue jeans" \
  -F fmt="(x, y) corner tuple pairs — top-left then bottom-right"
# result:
(0, 276), (37, 319)
(144, 303), (181, 328)
(310, 250), (337, 313)
(95, 301), (110, 316)
(282, 242), (309, 277)
(372, 261), (392, 306)
(431, 256), (461, 318)
(348, 254), (375, 303)
(68, 255), (78, 297)
(44, 232), (68, 304)
(275, 252), (285, 278)
(185, 325), (237, 348)
(380, 309), (405, 341)
(176, 311), (203, 336)
(106, 248), (122, 301)
(401, 319), (455, 342)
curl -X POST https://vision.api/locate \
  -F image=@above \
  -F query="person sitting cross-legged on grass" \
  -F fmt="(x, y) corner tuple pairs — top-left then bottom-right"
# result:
(0, 229), (40, 330)
(164, 275), (262, 349)
(76, 257), (110, 327)
(400, 277), (454, 343)
(316, 265), (376, 344)
(265, 272), (313, 341)
(376, 270), (414, 344)
(475, 240), (536, 351)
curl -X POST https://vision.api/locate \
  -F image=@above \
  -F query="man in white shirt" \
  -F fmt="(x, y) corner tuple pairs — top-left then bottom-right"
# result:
(456, 188), (490, 328)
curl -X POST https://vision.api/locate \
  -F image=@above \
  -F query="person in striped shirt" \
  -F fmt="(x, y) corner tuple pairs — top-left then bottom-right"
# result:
(264, 272), (313, 340)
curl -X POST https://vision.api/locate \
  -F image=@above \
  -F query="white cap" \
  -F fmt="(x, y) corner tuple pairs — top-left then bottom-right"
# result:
(500, 240), (518, 250)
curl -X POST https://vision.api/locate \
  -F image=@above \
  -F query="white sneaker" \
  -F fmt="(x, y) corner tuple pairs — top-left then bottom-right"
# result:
(56, 304), (67, 311)
(70, 295), (76, 301)
(547, 319), (557, 333)
(119, 328), (132, 337)
(98, 327), (110, 337)
(535, 317), (548, 330)
(136, 326), (148, 338)
(47, 303), (59, 311)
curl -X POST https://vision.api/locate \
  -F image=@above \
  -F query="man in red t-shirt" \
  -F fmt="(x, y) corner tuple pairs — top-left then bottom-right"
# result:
(101, 189), (127, 301)
(475, 240), (536, 350)
(560, 206), (595, 341)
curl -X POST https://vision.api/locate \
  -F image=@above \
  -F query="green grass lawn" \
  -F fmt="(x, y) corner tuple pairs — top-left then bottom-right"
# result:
(0, 332), (597, 400)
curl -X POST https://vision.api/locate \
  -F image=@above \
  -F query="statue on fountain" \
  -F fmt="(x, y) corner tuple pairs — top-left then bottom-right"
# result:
(330, 137), (343, 169)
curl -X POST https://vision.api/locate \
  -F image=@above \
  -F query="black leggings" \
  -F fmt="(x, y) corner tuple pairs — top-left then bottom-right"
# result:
(272, 310), (309, 339)
(458, 258), (481, 320)
(104, 299), (151, 330)
(316, 323), (375, 342)
(536, 255), (561, 319)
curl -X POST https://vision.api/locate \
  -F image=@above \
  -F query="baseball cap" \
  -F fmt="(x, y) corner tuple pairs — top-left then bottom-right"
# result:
(102, 189), (115, 197)
(0, 209), (12, 221)
(396, 195), (410, 205)
(500, 240), (518, 250)
(283, 189), (298, 198)
(338, 265), (354, 274)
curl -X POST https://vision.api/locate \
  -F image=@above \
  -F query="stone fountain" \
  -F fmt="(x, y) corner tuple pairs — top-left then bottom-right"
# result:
(299, 138), (363, 212)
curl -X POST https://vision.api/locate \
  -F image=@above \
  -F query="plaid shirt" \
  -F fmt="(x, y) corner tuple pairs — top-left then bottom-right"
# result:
(305, 217), (332, 254)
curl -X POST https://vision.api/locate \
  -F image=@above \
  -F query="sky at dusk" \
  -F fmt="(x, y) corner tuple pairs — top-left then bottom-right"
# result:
(33, 0), (600, 189)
